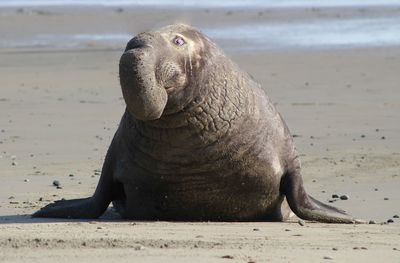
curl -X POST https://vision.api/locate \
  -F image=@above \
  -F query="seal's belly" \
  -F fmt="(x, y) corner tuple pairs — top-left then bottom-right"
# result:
(115, 159), (283, 221)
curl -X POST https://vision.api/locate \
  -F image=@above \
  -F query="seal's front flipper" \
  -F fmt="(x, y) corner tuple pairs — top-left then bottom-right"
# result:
(32, 143), (116, 219)
(282, 170), (365, 224)
(32, 197), (105, 219)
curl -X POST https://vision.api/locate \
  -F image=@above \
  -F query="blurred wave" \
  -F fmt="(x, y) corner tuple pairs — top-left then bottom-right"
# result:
(1, 17), (400, 51)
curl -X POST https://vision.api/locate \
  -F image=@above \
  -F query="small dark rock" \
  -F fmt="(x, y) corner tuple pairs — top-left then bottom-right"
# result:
(332, 194), (339, 198)
(368, 220), (376, 224)
(384, 197), (389, 200)
(381, 136), (386, 140)
(361, 134), (366, 138)
(222, 255), (234, 259)
(340, 195), (349, 200)
(393, 215), (399, 218)
(52, 180), (60, 187)
(69, 174), (74, 177)
(298, 220), (305, 226)
(253, 228), (260, 231)
(387, 219), (394, 223)
(323, 256), (333, 260)
(332, 247), (338, 251)
(134, 245), (145, 250)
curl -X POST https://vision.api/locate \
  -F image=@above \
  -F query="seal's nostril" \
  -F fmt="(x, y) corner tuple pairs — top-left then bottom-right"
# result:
(125, 35), (155, 51)
(125, 38), (147, 51)
(125, 41), (143, 51)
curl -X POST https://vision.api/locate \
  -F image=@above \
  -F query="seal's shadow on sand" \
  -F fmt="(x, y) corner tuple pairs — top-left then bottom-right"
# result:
(0, 208), (123, 224)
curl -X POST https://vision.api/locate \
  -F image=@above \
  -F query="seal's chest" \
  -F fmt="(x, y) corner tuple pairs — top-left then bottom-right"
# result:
(118, 162), (280, 220)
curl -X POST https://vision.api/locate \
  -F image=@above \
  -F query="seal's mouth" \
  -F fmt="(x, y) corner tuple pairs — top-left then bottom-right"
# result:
(165, 85), (179, 93)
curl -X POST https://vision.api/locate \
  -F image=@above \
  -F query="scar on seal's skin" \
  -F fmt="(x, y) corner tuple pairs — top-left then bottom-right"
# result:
(33, 24), (364, 224)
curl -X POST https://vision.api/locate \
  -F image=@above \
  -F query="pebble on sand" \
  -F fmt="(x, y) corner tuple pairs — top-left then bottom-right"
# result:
(340, 195), (349, 200)
(387, 219), (394, 223)
(134, 245), (145, 251)
(331, 194), (339, 198)
(298, 220), (305, 226)
(393, 215), (399, 218)
(323, 256), (333, 260)
(52, 180), (60, 187)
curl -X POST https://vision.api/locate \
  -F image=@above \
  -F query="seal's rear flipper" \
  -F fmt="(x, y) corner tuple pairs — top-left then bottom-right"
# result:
(281, 170), (365, 224)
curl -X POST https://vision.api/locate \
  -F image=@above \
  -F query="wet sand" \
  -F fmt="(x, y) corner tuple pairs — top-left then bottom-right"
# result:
(0, 5), (400, 263)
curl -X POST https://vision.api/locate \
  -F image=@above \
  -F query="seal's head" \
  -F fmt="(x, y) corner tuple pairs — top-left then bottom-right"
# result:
(119, 24), (215, 121)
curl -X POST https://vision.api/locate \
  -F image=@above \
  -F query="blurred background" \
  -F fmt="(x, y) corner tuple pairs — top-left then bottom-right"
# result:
(1, 0), (400, 51)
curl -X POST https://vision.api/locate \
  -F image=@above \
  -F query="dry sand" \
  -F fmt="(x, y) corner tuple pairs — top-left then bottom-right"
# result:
(0, 5), (399, 263)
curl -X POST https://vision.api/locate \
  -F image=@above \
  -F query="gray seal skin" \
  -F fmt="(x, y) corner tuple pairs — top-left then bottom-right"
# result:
(33, 24), (362, 223)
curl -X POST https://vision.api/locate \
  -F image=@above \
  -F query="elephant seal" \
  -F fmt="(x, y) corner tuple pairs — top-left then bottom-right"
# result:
(33, 24), (361, 223)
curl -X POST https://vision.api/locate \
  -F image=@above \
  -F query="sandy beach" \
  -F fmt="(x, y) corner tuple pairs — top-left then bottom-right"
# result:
(0, 3), (400, 262)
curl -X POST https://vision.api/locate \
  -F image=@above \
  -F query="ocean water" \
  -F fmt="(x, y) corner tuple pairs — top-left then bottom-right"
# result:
(206, 17), (400, 51)
(2, 17), (400, 51)
(1, 0), (400, 51)
(0, 0), (400, 8)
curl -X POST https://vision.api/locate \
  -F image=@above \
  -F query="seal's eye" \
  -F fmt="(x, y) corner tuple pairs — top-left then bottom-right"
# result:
(173, 36), (186, 46)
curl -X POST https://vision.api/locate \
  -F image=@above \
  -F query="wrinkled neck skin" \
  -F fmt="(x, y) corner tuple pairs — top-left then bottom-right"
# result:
(122, 51), (259, 149)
